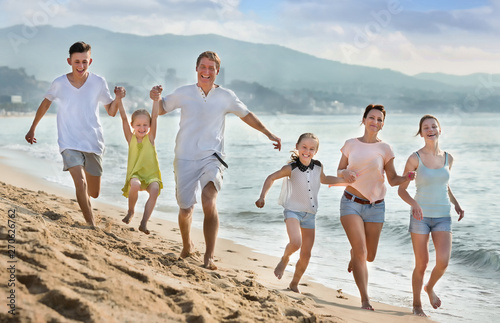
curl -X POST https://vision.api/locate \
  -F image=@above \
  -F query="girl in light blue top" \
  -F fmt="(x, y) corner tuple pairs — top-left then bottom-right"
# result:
(398, 115), (464, 317)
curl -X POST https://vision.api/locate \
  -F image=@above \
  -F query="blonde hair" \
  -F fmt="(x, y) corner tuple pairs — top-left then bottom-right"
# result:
(130, 109), (151, 126)
(290, 133), (319, 162)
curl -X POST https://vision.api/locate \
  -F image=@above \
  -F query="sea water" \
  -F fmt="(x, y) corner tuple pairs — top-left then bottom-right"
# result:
(2, 112), (499, 323)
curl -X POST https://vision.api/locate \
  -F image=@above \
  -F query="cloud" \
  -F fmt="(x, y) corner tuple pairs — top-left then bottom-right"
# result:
(1, 0), (500, 75)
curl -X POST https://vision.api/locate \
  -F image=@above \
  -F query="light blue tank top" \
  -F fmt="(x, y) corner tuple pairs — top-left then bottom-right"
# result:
(414, 152), (451, 218)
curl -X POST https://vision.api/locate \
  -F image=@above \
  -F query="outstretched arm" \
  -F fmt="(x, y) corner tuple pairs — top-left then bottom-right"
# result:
(117, 99), (133, 144)
(25, 98), (52, 144)
(397, 153), (423, 220)
(104, 86), (126, 117)
(149, 85), (163, 145)
(321, 169), (346, 185)
(240, 112), (281, 151)
(255, 165), (291, 208)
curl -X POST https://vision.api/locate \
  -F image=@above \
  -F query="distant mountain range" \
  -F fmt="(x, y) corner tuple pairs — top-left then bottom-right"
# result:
(1, 24), (498, 113)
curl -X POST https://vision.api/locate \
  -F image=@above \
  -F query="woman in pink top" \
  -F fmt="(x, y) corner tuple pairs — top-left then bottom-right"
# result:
(337, 104), (415, 310)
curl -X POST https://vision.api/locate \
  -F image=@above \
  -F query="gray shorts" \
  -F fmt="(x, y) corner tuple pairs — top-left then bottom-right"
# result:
(409, 216), (452, 234)
(61, 149), (103, 176)
(173, 156), (224, 209)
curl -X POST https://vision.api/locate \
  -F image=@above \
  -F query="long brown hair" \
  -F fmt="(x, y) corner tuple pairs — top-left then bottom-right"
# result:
(416, 114), (441, 136)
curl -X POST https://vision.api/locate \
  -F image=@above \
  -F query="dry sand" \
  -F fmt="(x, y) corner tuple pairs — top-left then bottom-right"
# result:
(0, 159), (431, 323)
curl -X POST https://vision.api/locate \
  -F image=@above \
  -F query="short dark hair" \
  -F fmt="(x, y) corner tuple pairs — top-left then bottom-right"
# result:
(196, 51), (221, 70)
(69, 41), (91, 57)
(362, 104), (386, 120)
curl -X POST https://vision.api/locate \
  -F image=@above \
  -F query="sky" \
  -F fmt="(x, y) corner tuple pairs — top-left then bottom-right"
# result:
(1, 0), (499, 76)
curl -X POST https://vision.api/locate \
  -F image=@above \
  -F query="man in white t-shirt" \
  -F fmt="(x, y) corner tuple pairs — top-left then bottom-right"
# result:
(150, 51), (281, 269)
(25, 41), (126, 227)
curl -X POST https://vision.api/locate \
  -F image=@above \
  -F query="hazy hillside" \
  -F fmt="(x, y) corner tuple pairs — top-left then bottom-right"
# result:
(1, 24), (449, 92)
(414, 72), (500, 88)
(1, 24), (498, 113)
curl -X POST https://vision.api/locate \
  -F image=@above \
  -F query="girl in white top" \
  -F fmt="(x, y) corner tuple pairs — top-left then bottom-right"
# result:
(256, 133), (345, 293)
(398, 115), (464, 317)
(337, 104), (415, 310)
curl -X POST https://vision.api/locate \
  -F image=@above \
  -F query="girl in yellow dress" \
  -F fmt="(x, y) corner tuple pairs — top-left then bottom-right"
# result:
(119, 86), (163, 234)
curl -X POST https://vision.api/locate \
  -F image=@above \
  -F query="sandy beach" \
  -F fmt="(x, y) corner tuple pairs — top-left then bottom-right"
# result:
(0, 158), (430, 323)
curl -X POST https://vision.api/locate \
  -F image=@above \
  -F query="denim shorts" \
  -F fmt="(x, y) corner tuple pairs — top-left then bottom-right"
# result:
(339, 193), (385, 223)
(409, 216), (452, 234)
(284, 209), (316, 229)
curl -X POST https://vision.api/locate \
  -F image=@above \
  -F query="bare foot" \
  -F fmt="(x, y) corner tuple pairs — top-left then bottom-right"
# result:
(204, 258), (218, 270)
(180, 241), (195, 258)
(274, 256), (289, 279)
(361, 301), (374, 311)
(138, 225), (150, 235)
(288, 282), (300, 293)
(122, 211), (134, 224)
(424, 285), (441, 309)
(412, 306), (427, 317)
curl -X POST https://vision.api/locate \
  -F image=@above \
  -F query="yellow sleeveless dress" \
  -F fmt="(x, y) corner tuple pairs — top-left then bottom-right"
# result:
(122, 134), (163, 197)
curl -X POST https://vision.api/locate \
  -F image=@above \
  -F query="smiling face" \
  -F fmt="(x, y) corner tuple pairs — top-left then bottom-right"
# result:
(296, 137), (319, 166)
(419, 117), (441, 141)
(363, 108), (385, 133)
(67, 51), (92, 79)
(196, 57), (219, 88)
(131, 114), (151, 140)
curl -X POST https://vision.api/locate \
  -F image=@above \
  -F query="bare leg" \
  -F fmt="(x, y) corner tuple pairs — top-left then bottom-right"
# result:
(138, 182), (159, 235)
(425, 231), (451, 309)
(123, 178), (141, 224)
(364, 222), (384, 263)
(85, 171), (101, 198)
(289, 227), (315, 293)
(178, 206), (195, 258)
(201, 182), (219, 269)
(68, 166), (95, 226)
(411, 233), (430, 317)
(275, 219), (301, 280)
(341, 214), (373, 310)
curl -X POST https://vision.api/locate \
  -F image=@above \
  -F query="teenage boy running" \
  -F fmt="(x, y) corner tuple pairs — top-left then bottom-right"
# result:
(25, 41), (126, 226)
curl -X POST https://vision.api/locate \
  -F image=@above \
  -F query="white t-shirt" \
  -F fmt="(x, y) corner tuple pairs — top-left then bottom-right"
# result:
(162, 84), (250, 160)
(45, 73), (114, 155)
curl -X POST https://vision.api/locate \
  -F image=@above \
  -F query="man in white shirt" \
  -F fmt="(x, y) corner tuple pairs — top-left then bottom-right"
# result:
(150, 51), (281, 269)
(25, 41), (126, 226)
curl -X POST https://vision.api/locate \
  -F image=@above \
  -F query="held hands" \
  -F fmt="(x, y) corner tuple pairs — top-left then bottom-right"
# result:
(342, 169), (357, 183)
(406, 171), (416, 181)
(150, 85), (163, 101)
(255, 197), (265, 208)
(114, 86), (126, 99)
